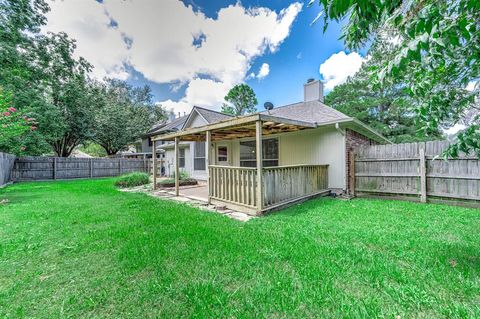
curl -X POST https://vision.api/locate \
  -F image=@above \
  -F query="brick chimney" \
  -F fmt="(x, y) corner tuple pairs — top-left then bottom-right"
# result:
(304, 79), (324, 102)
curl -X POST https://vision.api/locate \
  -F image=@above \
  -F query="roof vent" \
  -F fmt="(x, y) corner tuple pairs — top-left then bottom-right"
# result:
(264, 102), (274, 110)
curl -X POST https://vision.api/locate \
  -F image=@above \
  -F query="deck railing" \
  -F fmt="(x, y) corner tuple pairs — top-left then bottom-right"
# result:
(263, 165), (328, 207)
(209, 165), (257, 208)
(209, 164), (328, 211)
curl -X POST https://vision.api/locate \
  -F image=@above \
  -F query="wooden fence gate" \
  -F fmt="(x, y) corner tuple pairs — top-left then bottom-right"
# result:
(353, 140), (480, 205)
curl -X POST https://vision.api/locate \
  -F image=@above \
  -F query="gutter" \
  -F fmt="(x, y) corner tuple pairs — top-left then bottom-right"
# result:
(335, 122), (346, 136)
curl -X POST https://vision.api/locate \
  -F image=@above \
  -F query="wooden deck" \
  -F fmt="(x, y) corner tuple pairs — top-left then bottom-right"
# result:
(209, 164), (329, 215)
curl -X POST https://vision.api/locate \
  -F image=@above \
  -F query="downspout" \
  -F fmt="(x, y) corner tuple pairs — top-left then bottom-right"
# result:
(335, 122), (345, 135)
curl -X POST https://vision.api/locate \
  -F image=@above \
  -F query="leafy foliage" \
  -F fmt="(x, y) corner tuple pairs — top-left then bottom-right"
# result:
(221, 84), (258, 116)
(325, 39), (442, 143)
(114, 172), (150, 188)
(312, 0), (480, 156)
(0, 0), (168, 157)
(92, 79), (166, 155)
(0, 88), (36, 154)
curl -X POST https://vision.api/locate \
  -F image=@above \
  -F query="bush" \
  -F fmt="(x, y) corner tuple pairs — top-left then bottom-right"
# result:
(115, 172), (150, 188)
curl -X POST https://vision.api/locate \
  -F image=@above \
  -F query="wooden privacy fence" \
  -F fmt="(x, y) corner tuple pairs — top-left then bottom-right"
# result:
(353, 140), (480, 204)
(0, 152), (16, 186)
(12, 157), (147, 181)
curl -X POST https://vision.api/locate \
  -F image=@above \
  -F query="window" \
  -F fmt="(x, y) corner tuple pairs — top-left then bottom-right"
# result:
(194, 142), (206, 170)
(240, 138), (278, 167)
(217, 146), (228, 162)
(179, 148), (185, 168)
(148, 138), (153, 147)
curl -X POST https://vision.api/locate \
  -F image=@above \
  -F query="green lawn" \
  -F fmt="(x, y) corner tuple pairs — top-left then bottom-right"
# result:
(0, 179), (479, 318)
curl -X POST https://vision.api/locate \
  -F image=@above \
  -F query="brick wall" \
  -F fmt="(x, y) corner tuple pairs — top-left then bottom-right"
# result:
(345, 129), (376, 194)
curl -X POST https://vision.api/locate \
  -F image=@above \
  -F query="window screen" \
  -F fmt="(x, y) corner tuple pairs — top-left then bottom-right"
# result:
(194, 142), (206, 170)
(240, 138), (278, 167)
(217, 146), (228, 162)
(179, 148), (185, 168)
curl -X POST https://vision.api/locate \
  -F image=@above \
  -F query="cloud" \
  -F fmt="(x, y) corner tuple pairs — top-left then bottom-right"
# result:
(444, 123), (466, 135)
(43, 0), (129, 80)
(319, 51), (365, 90)
(257, 63), (270, 79)
(43, 0), (302, 113)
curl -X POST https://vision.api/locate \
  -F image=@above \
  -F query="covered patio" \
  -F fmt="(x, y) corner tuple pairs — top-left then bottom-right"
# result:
(151, 114), (330, 215)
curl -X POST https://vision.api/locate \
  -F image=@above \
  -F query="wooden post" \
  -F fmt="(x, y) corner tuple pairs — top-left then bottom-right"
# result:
(206, 130), (211, 203)
(174, 137), (180, 196)
(349, 151), (355, 196)
(89, 158), (93, 178)
(419, 147), (427, 202)
(119, 158), (122, 175)
(152, 140), (157, 190)
(255, 120), (263, 212)
(143, 154), (147, 173)
(52, 157), (57, 180)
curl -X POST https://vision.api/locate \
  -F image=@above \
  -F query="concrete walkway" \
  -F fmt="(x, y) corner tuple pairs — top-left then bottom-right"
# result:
(121, 183), (254, 222)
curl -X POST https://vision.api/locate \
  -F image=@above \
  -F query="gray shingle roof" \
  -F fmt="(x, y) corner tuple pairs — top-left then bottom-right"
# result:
(146, 115), (188, 136)
(260, 100), (350, 125)
(194, 106), (233, 124)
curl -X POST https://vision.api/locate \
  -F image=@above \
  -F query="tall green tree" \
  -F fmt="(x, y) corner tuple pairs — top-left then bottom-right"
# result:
(326, 39), (442, 143)
(221, 84), (258, 116)
(33, 33), (96, 157)
(311, 0), (480, 156)
(93, 79), (167, 155)
(0, 0), (51, 155)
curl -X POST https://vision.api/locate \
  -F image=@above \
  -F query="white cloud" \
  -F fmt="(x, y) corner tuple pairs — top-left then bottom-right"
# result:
(257, 63), (270, 79)
(319, 51), (365, 90)
(444, 123), (466, 135)
(466, 81), (478, 91)
(43, 0), (302, 113)
(43, 0), (129, 80)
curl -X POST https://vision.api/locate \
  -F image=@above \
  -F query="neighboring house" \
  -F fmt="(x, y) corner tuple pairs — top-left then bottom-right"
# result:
(150, 80), (390, 215)
(159, 107), (233, 179)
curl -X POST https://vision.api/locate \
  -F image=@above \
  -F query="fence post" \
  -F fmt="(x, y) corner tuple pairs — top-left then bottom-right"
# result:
(119, 158), (122, 175)
(53, 157), (57, 180)
(419, 147), (427, 203)
(349, 151), (355, 196)
(89, 158), (93, 178)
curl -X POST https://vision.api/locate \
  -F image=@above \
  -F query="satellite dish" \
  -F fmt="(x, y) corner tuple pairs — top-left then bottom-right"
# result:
(264, 102), (274, 110)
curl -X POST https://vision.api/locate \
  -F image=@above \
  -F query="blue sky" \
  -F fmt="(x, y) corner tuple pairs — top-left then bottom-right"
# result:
(43, 0), (367, 114)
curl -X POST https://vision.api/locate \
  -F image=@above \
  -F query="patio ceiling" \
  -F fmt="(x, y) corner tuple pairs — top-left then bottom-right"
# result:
(152, 114), (316, 142)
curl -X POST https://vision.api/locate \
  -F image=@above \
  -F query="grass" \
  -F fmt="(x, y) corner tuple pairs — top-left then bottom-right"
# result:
(114, 172), (150, 188)
(0, 179), (479, 318)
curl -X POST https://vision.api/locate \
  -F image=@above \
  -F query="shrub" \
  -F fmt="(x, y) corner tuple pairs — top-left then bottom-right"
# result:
(115, 172), (150, 188)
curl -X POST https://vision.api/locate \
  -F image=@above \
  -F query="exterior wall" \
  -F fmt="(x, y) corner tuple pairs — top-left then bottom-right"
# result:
(185, 112), (207, 128)
(141, 137), (152, 153)
(164, 144), (192, 177)
(345, 128), (377, 193)
(226, 126), (346, 190)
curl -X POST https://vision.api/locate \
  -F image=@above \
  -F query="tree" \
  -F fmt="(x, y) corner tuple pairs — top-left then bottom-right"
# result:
(0, 0), (52, 155)
(221, 84), (258, 116)
(326, 39), (442, 143)
(311, 0), (480, 157)
(0, 88), (36, 154)
(92, 79), (167, 155)
(32, 32), (96, 157)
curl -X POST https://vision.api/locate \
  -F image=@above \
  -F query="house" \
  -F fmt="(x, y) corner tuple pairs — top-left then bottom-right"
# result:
(150, 79), (389, 215)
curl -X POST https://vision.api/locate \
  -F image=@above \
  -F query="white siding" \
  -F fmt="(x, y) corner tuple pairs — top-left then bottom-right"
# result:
(278, 126), (345, 189)
(185, 112), (207, 128)
(228, 126), (346, 190)
(164, 126), (346, 188)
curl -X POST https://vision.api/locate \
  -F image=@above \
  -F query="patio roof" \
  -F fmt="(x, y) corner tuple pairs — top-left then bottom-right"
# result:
(152, 113), (317, 142)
